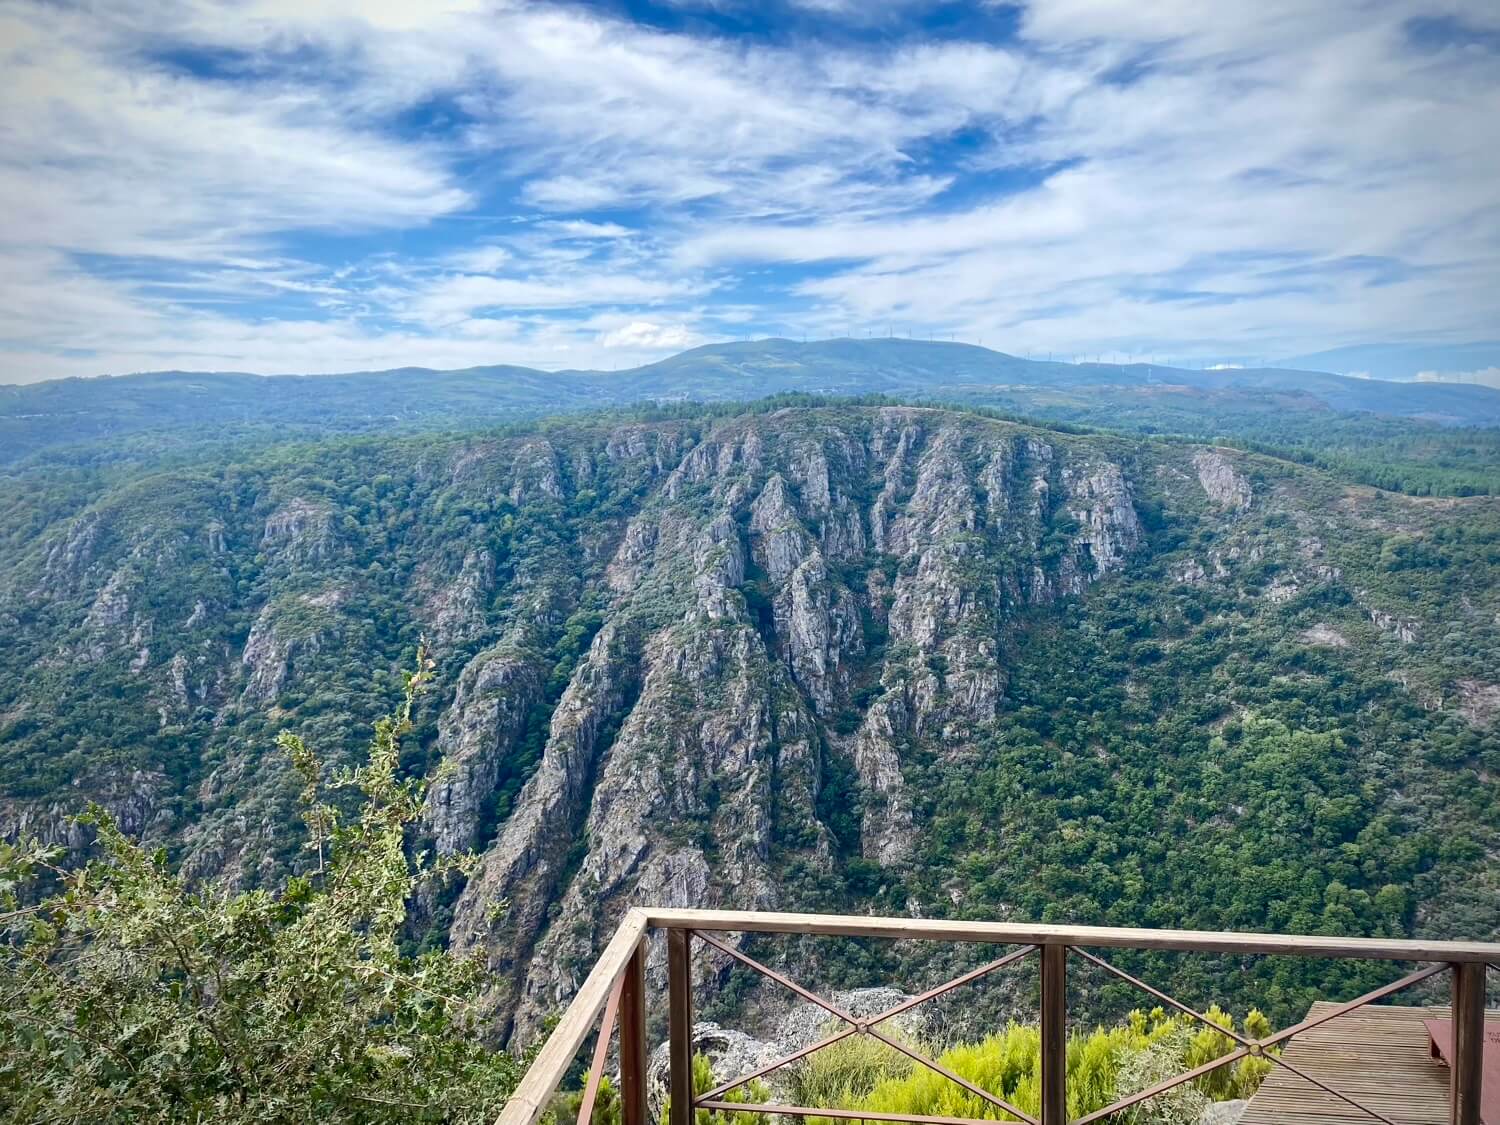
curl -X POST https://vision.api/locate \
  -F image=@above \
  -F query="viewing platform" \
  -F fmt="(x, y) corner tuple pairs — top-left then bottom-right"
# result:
(1239, 1004), (1500, 1124)
(498, 909), (1500, 1125)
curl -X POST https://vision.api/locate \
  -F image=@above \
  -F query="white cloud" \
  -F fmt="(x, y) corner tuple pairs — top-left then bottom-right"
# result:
(599, 321), (698, 350)
(404, 273), (696, 328)
(444, 246), (512, 273)
(673, 1), (1500, 360)
(541, 221), (635, 240)
(2, 0), (1499, 381)
(0, 9), (469, 264)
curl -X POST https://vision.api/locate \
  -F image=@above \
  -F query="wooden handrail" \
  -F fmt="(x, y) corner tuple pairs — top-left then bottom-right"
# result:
(499, 908), (649, 1125)
(642, 908), (1500, 962)
(498, 907), (1500, 1125)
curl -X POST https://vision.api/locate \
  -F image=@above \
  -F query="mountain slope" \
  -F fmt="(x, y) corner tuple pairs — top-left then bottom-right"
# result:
(622, 337), (1500, 421)
(2, 403), (1497, 1038)
(6, 339), (1500, 469)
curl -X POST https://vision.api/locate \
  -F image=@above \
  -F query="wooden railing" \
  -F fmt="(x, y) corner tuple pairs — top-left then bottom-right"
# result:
(496, 908), (1500, 1125)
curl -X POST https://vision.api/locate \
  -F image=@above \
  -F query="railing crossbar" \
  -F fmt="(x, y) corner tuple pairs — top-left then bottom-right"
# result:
(864, 1024), (1039, 1125)
(1269, 1054), (1399, 1125)
(695, 930), (857, 1024)
(698, 1026), (858, 1101)
(1075, 949), (1451, 1122)
(497, 909), (1500, 1125)
(879, 945), (1039, 1022)
(693, 931), (1037, 1125)
(1259, 961), (1447, 1049)
(1073, 1046), (1251, 1125)
(1072, 947), (1254, 1048)
(699, 945), (1038, 1101)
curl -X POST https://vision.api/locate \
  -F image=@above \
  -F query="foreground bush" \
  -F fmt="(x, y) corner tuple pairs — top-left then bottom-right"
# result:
(799, 1007), (1271, 1125)
(787, 1027), (916, 1107)
(0, 651), (521, 1124)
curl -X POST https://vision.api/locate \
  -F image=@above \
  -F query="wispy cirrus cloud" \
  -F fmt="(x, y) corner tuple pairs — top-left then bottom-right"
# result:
(0, 0), (1498, 381)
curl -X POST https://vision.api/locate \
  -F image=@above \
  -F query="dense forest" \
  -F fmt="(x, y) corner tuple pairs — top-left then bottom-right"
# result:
(1, 397), (1497, 1052)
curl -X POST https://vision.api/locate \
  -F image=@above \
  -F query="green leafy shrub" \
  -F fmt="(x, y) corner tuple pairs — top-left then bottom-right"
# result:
(0, 649), (522, 1124)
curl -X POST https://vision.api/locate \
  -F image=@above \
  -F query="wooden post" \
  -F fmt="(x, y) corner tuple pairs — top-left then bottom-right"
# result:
(668, 929), (694, 1125)
(1450, 962), (1486, 1125)
(619, 940), (649, 1125)
(1040, 944), (1067, 1125)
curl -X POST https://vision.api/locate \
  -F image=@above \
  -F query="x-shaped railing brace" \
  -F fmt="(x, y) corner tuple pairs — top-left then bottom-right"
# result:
(693, 931), (1042, 1125)
(689, 932), (1455, 1125)
(1072, 950), (1448, 1125)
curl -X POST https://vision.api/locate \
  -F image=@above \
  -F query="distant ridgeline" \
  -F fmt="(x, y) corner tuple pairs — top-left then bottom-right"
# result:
(1, 402), (1496, 1040)
(4, 338), (1500, 494)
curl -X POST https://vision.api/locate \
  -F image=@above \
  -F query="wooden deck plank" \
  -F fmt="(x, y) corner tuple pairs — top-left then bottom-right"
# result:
(1240, 1004), (1500, 1125)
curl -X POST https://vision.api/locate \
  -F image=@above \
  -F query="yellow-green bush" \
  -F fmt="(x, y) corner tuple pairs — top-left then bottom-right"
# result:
(588, 1009), (1269, 1125)
(786, 1026), (917, 1107)
(801, 1007), (1270, 1125)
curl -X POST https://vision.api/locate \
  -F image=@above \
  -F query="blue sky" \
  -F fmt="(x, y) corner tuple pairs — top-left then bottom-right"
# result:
(1, 0), (1499, 384)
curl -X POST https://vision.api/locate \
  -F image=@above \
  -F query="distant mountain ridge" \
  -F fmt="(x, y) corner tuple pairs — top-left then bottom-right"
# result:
(625, 338), (1500, 417)
(5, 338), (1500, 467)
(1277, 341), (1500, 382)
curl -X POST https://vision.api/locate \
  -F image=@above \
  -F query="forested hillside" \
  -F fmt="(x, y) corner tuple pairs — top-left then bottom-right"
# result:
(1, 401), (1497, 1042)
(7, 339), (1500, 495)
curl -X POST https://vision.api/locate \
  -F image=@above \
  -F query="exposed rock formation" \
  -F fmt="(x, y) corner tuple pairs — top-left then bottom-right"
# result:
(0, 768), (171, 857)
(442, 410), (1148, 1041)
(240, 591), (345, 705)
(423, 647), (544, 855)
(11, 404), (1480, 1056)
(261, 498), (336, 562)
(1456, 680), (1500, 728)
(1300, 623), (1350, 648)
(1199, 1100), (1248, 1125)
(418, 548), (495, 649)
(1194, 450), (1253, 512)
(1367, 607), (1419, 644)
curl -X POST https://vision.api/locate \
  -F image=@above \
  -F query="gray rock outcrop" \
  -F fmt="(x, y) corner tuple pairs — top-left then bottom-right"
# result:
(1194, 451), (1253, 512)
(444, 411), (1147, 1042)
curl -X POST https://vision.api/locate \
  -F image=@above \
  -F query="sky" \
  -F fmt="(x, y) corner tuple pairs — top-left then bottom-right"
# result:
(1, 0), (1499, 384)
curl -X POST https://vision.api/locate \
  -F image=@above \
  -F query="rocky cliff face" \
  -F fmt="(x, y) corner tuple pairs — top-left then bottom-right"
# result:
(423, 646), (544, 856)
(441, 408), (1153, 1040)
(4, 404), (1496, 1042)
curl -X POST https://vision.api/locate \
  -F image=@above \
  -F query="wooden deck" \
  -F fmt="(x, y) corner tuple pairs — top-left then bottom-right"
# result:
(1241, 1003), (1500, 1125)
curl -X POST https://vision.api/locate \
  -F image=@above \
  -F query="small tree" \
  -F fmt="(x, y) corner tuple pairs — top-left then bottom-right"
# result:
(0, 647), (520, 1123)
